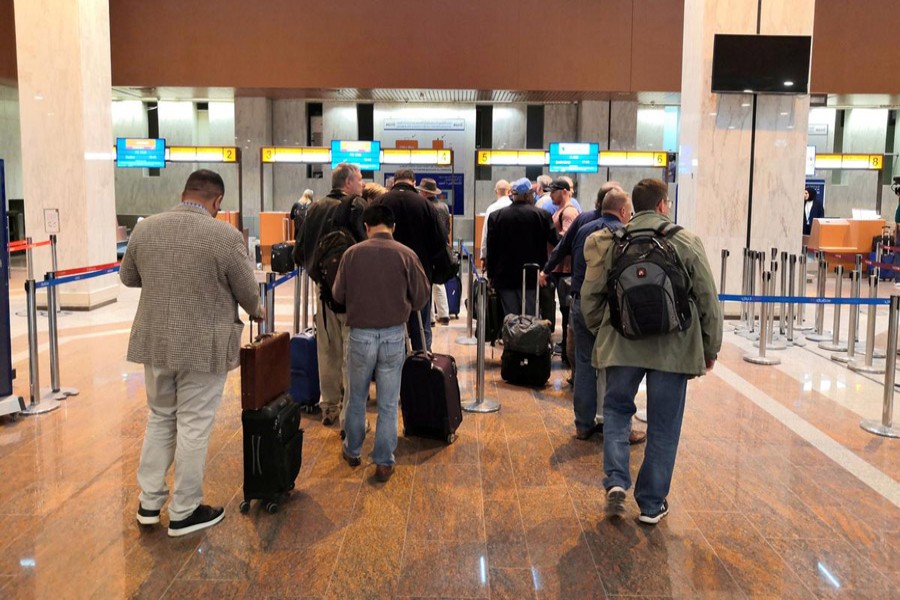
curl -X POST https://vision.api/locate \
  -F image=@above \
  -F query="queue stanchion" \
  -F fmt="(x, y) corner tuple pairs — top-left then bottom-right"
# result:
(456, 246), (477, 346)
(44, 272), (78, 399)
(719, 249), (729, 322)
(860, 295), (900, 438)
(49, 234), (63, 315)
(765, 260), (786, 350)
(301, 270), (311, 331)
(833, 271), (859, 363)
(265, 272), (276, 334)
(796, 250), (812, 330)
(854, 254), (863, 344)
(874, 240), (884, 278)
(20, 238), (60, 415)
(744, 272), (780, 365)
(779, 251), (788, 335)
(257, 282), (269, 336)
(740, 252), (758, 339)
(787, 255), (804, 346)
(807, 253), (831, 342)
(736, 248), (749, 331)
(820, 266), (847, 352)
(463, 277), (499, 413)
(293, 268), (301, 334)
(849, 274), (885, 374)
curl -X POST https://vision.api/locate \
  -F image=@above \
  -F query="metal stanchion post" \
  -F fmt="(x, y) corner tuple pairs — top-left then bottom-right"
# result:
(796, 250), (811, 330)
(740, 252), (758, 338)
(21, 239), (60, 416)
(833, 271), (859, 363)
(258, 282), (269, 336)
(744, 273), (780, 365)
(463, 278), (499, 413)
(265, 272), (276, 333)
(293, 269), (301, 334)
(874, 240), (883, 279)
(807, 253), (832, 341)
(779, 251), (788, 334)
(860, 295), (900, 438)
(720, 249), (729, 321)
(787, 255), (804, 346)
(820, 266), (847, 351)
(849, 275), (885, 374)
(49, 234), (63, 315)
(301, 270), (310, 330)
(737, 248), (749, 330)
(44, 273), (78, 399)
(456, 249), (477, 345)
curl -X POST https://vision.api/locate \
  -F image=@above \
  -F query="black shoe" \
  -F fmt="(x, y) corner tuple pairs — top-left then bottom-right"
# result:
(342, 447), (361, 468)
(167, 504), (225, 537)
(136, 505), (160, 525)
(575, 423), (603, 441)
(638, 500), (669, 525)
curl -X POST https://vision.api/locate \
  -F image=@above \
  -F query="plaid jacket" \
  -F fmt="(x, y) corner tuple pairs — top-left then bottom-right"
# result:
(120, 204), (263, 374)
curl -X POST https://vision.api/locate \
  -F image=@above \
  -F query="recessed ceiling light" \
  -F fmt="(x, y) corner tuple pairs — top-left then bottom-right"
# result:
(728, 126), (736, 130)
(741, 103), (750, 107)
(784, 81), (794, 87)
(743, 89), (753, 93)
(709, 112), (717, 116)
(780, 112), (789, 116)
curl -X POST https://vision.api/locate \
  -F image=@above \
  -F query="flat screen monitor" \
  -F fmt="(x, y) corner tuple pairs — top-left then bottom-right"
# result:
(331, 140), (381, 170)
(711, 34), (811, 94)
(549, 142), (599, 173)
(116, 138), (166, 168)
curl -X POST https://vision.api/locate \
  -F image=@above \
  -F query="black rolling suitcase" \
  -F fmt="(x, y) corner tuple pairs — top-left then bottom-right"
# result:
(400, 313), (463, 444)
(271, 242), (295, 274)
(240, 393), (303, 514)
(501, 264), (552, 387)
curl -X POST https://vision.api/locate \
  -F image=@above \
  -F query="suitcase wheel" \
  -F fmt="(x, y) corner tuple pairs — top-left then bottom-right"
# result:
(446, 433), (457, 444)
(265, 502), (279, 514)
(239, 501), (250, 514)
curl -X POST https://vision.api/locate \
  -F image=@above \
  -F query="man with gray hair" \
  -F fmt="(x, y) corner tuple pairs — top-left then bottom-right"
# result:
(294, 163), (367, 429)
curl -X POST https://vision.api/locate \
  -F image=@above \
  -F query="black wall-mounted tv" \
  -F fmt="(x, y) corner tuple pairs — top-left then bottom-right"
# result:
(711, 34), (811, 94)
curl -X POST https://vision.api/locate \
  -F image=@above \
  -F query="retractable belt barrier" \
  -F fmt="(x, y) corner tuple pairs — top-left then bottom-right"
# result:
(8, 239), (52, 252)
(35, 263), (121, 289)
(812, 249), (900, 273)
(718, 294), (889, 306)
(266, 268), (299, 292)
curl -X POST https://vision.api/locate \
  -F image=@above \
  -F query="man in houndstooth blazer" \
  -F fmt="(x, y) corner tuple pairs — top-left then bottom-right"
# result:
(120, 169), (264, 537)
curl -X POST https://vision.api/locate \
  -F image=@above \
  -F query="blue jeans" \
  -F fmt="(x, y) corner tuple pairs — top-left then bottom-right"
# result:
(602, 366), (688, 513)
(570, 298), (602, 432)
(343, 325), (407, 466)
(407, 298), (432, 352)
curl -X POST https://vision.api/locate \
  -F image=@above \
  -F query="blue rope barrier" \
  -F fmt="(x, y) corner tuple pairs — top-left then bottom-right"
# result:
(267, 269), (299, 291)
(36, 265), (120, 289)
(719, 293), (889, 306)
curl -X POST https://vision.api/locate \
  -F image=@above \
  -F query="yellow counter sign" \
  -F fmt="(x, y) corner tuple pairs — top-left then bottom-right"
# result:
(478, 149), (668, 167)
(815, 154), (883, 170)
(477, 150), (546, 166)
(167, 146), (238, 163)
(261, 147), (330, 164)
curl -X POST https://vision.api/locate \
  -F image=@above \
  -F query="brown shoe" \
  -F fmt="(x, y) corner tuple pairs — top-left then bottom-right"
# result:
(374, 464), (395, 482)
(575, 423), (603, 441)
(629, 429), (647, 445)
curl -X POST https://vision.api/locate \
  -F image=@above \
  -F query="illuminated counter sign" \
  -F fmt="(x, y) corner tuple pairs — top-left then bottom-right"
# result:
(598, 151), (668, 168)
(167, 146), (238, 163)
(549, 142), (599, 173)
(382, 148), (453, 166)
(331, 140), (381, 170)
(814, 154), (883, 170)
(116, 138), (165, 168)
(476, 150), (547, 166)
(260, 147), (331, 164)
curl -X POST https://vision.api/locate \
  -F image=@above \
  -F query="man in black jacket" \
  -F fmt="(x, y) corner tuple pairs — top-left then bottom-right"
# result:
(376, 168), (446, 351)
(486, 177), (558, 317)
(293, 163), (366, 428)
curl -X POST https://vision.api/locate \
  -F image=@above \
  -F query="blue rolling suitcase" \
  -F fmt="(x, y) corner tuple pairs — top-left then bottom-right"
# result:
(290, 329), (320, 413)
(445, 275), (462, 318)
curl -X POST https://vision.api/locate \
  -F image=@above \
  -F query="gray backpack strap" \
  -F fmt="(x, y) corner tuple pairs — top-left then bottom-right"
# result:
(656, 222), (683, 237)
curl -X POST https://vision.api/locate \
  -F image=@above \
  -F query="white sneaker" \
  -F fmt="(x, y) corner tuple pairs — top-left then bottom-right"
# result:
(606, 486), (626, 516)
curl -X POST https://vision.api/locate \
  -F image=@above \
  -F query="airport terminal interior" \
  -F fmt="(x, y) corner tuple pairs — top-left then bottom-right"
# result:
(0, 1), (899, 598)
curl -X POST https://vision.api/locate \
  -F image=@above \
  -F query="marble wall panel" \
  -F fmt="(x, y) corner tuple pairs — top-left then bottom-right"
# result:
(236, 97), (272, 237)
(0, 88), (23, 199)
(489, 105), (527, 197)
(272, 99), (319, 211)
(577, 100), (610, 204)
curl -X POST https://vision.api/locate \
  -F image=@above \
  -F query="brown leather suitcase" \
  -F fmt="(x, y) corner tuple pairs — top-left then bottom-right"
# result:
(240, 331), (291, 410)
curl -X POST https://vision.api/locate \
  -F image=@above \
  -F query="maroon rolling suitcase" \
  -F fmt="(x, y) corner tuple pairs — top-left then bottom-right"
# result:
(400, 313), (462, 444)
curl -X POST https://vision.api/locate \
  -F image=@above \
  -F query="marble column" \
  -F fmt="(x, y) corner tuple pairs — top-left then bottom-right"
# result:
(484, 105), (527, 212)
(235, 97), (273, 237)
(14, 0), (117, 309)
(678, 0), (815, 304)
(577, 100), (610, 205)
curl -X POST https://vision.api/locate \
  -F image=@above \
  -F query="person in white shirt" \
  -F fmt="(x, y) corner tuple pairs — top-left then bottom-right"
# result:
(479, 179), (511, 267)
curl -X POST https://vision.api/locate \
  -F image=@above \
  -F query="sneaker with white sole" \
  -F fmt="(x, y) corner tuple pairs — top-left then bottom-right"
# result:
(167, 504), (225, 537)
(638, 500), (669, 525)
(606, 486), (627, 516)
(136, 505), (160, 525)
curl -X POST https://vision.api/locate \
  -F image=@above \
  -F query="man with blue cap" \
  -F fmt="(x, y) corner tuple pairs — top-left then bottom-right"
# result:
(486, 177), (558, 316)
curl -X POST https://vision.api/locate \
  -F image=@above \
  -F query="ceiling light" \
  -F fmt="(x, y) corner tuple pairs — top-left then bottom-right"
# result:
(784, 81), (794, 87)
(741, 103), (750, 107)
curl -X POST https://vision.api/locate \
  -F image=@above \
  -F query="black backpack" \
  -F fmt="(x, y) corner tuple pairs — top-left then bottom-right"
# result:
(606, 223), (692, 339)
(309, 196), (357, 313)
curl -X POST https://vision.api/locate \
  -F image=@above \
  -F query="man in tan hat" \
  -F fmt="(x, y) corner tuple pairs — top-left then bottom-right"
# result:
(417, 178), (452, 325)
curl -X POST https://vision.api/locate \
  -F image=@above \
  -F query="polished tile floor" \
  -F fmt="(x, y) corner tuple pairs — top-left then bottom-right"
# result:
(0, 268), (898, 599)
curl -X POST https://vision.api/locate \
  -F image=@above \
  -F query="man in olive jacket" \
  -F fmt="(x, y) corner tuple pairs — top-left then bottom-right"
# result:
(580, 178), (722, 525)
(121, 170), (264, 537)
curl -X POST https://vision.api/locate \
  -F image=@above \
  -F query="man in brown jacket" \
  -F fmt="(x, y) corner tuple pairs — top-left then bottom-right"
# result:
(332, 204), (429, 482)
(120, 170), (264, 537)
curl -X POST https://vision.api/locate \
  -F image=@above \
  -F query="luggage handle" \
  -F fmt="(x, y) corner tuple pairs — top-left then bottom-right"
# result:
(414, 310), (432, 358)
(521, 263), (541, 318)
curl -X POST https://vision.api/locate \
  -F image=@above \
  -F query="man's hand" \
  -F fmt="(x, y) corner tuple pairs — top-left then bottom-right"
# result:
(251, 308), (266, 323)
(539, 272), (549, 287)
(705, 358), (716, 371)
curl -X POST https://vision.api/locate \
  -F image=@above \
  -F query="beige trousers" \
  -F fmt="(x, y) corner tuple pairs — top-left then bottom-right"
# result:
(315, 295), (350, 423)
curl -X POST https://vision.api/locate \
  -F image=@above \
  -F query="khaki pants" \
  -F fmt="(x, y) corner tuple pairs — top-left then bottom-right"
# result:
(315, 295), (350, 423)
(137, 365), (227, 521)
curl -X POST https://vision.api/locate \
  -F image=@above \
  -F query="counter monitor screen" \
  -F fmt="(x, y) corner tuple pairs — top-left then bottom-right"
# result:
(331, 140), (381, 171)
(116, 138), (166, 168)
(549, 142), (599, 173)
(711, 34), (811, 94)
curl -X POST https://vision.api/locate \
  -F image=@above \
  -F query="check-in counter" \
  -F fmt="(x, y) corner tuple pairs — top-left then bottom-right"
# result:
(216, 210), (240, 230)
(259, 211), (292, 267)
(809, 218), (885, 271)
